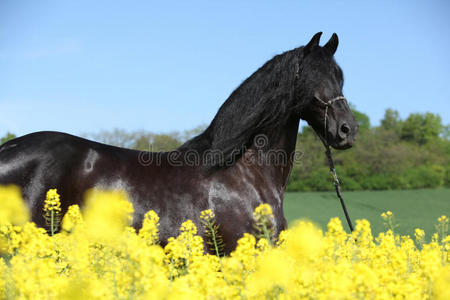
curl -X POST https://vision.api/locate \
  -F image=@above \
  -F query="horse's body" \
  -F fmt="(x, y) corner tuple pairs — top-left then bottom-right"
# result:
(0, 33), (358, 253)
(0, 126), (296, 253)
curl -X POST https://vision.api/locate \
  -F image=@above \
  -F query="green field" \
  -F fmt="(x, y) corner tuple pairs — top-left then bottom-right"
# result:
(284, 188), (450, 240)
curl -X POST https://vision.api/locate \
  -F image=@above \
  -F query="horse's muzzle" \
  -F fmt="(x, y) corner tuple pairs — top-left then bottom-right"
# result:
(332, 122), (358, 150)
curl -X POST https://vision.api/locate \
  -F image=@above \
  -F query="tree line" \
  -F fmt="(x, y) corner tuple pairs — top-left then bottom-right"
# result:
(289, 109), (449, 191)
(1, 108), (449, 191)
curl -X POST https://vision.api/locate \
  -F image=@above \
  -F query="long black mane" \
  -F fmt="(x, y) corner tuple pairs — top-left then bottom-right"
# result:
(179, 47), (309, 167)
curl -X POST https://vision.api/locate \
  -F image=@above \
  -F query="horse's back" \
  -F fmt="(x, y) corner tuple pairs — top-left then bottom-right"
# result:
(0, 131), (168, 226)
(0, 131), (67, 185)
(0, 131), (137, 183)
(0, 131), (115, 224)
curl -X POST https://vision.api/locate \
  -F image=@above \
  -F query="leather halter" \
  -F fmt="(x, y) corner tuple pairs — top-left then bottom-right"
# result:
(314, 94), (347, 141)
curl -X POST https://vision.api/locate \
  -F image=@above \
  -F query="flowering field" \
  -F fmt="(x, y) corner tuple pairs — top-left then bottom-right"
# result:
(0, 185), (449, 299)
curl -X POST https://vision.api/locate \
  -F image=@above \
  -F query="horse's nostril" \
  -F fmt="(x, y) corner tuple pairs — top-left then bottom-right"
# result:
(341, 124), (350, 134)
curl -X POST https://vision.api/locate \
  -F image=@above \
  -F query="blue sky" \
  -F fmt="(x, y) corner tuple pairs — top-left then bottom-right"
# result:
(1, 0), (449, 137)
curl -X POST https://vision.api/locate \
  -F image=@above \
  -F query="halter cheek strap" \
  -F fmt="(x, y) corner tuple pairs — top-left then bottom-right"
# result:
(314, 95), (347, 141)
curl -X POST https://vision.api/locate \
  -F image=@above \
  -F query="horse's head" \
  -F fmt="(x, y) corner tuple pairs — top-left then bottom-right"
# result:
(298, 32), (358, 149)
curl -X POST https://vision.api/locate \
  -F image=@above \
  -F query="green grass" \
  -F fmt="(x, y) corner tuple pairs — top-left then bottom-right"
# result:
(284, 188), (450, 240)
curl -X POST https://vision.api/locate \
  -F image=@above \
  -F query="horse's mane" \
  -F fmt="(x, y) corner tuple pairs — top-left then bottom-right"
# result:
(178, 46), (309, 168)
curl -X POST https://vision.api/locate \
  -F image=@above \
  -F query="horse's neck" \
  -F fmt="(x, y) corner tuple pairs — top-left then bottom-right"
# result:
(245, 116), (300, 195)
(271, 116), (300, 192)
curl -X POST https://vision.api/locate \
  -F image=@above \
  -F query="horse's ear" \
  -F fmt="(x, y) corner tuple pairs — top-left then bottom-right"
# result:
(304, 32), (322, 56)
(323, 33), (339, 56)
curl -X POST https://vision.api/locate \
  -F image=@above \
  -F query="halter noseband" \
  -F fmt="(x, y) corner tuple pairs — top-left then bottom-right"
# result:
(314, 95), (347, 142)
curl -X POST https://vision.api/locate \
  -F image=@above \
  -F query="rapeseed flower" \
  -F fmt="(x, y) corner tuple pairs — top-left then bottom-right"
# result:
(83, 189), (133, 244)
(0, 185), (29, 226)
(43, 188), (62, 235)
(0, 186), (449, 299)
(139, 210), (160, 245)
(43, 189), (61, 212)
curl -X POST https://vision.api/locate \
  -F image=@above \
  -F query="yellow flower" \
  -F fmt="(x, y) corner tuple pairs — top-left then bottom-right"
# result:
(139, 210), (160, 245)
(200, 209), (214, 222)
(0, 185), (29, 226)
(62, 204), (84, 232)
(437, 215), (448, 223)
(253, 204), (275, 244)
(231, 233), (257, 272)
(43, 188), (61, 212)
(199, 209), (224, 257)
(164, 220), (204, 275)
(415, 228), (425, 241)
(253, 203), (274, 223)
(244, 248), (292, 298)
(180, 219), (198, 235)
(283, 220), (324, 262)
(43, 188), (63, 235)
(433, 267), (450, 300)
(381, 210), (392, 220)
(83, 189), (134, 244)
(0, 186), (449, 299)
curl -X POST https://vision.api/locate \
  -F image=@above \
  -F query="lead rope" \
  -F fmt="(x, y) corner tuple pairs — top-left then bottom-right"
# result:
(325, 146), (354, 232)
(314, 95), (354, 232)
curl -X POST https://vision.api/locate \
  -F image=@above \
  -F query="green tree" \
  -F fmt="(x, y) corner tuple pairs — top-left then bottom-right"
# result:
(134, 133), (182, 151)
(85, 129), (136, 148)
(401, 113), (443, 145)
(381, 109), (402, 134)
(349, 104), (370, 131)
(84, 128), (188, 151)
(1, 132), (16, 145)
(288, 110), (450, 191)
(443, 125), (450, 141)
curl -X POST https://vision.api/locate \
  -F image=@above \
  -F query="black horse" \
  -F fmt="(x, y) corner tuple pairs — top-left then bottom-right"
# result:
(0, 32), (357, 253)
